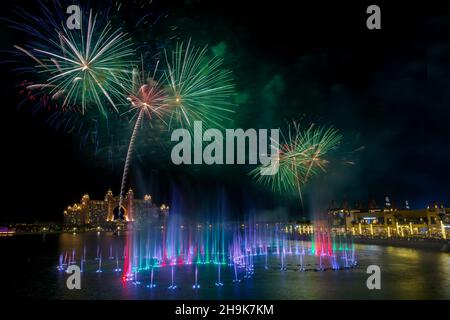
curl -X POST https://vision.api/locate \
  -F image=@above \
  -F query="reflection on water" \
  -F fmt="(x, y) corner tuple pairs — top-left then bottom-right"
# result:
(0, 232), (449, 299)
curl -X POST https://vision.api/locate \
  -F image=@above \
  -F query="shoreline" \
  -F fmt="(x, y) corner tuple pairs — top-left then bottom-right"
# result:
(352, 236), (450, 252)
(4, 231), (449, 252)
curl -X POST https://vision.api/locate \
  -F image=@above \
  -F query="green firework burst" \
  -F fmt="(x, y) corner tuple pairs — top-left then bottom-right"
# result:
(17, 9), (135, 116)
(250, 123), (342, 198)
(163, 40), (235, 130)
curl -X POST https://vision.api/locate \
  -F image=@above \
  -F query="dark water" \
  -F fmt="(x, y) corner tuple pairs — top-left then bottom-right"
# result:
(1, 233), (449, 299)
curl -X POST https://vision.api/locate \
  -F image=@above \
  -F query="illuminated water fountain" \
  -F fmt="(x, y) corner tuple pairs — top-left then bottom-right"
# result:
(147, 267), (156, 288)
(96, 251), (103, 273)
(168, 265), (177, 290)
(57, 218), (358, 292)
(193, 265), (200, 289)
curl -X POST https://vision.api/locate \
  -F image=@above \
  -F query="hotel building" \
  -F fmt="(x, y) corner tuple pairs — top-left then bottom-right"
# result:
(328, 197), (449, 239)
(63, 189), (169, 227)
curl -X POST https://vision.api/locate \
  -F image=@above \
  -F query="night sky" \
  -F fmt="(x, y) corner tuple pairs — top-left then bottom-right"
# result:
(1, 0), (449, 223)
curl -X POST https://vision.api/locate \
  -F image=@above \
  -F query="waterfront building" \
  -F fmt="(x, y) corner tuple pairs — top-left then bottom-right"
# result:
(63, 189), (169, 227)
(328, 198), (449, 239)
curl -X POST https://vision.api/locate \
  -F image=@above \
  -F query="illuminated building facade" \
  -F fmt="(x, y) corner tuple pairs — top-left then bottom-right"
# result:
(329, 198), (449, 239)
(63, 189), (169, 227)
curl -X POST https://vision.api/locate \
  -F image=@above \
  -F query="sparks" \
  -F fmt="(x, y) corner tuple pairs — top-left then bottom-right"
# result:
(163, 40), (235, 130)
(13, 6), (135, 116)
(250, 122), (342, 201)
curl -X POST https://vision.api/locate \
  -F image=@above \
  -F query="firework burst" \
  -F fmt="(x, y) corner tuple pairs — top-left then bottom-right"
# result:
(250, 122), (342, 200)
(118, 61), (169, 216)
(11, 4), (135, 116)
(124, 61), (169, 123)
(163, 40), (235, 130)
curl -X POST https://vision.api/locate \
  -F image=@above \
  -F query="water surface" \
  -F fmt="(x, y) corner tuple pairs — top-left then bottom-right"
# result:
(1, 233), (449, 299)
